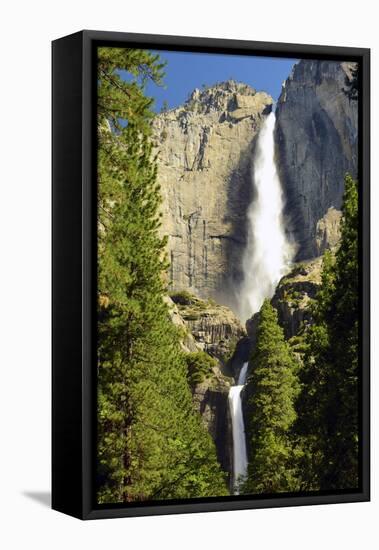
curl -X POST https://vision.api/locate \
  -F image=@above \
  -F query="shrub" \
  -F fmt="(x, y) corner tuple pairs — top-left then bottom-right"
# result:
(169, 290), (195, 306)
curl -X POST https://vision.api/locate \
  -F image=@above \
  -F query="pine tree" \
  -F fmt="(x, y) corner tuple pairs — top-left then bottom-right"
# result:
(295, 174), (359, 490)
(97, 47), (227, 503)
(243, 300), (300, 494)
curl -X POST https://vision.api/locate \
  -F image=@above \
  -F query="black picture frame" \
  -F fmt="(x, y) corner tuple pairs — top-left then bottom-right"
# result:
(52, 30), (370, 520)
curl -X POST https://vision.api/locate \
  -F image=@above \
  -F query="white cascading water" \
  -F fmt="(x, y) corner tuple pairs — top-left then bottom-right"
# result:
(228, 112), (295, 493)
(238, 111), (295, 322)
(228, 362), (249, 492)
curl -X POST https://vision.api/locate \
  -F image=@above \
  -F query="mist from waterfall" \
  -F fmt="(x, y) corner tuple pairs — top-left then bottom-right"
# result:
(238, 111), (295, 322)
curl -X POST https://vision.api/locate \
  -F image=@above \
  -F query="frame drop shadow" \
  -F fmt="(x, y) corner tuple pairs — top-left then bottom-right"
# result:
(22, 491), (51, 508)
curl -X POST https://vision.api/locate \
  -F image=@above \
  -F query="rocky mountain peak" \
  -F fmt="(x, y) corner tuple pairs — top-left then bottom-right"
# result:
(185, 80), (259, 114)
(155, 80), (272, 124)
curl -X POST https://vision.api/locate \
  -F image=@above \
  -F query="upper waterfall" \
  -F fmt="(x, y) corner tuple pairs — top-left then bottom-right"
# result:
(238, 112), (295, 321)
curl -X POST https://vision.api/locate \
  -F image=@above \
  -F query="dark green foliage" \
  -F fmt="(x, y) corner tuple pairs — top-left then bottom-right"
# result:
(97, 47), (165, 131)
(97, 47), (227, 503)
(288, 334), (309, 355)
(184, 351), (218, 387)
(294, 174), (359, 490)
(243, 300), (300, 494)
(281, 288), (303, 308)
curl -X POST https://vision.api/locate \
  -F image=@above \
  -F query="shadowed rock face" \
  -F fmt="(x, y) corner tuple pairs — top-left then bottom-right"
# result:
(275, 60), (358, 260)
(153, 81), (273, 313)
(192, 368), (233, 481)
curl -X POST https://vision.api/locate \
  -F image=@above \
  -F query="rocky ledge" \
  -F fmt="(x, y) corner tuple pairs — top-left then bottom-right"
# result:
(244, 256), (323, 346)
(270, 257), (323, 340)
(169, 290), (246, 368)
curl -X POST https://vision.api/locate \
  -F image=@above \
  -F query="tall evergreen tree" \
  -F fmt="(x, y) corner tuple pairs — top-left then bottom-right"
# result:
(243, 300), (300, 494)
(295, 174), (359, 490)
(97, 47), (227, 503)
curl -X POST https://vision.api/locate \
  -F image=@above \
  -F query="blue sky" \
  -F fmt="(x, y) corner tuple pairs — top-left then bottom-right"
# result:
(121, 50), (298, 112)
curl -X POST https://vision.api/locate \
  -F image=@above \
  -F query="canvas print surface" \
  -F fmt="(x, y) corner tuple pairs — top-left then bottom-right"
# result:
(96, 47), (359, 504)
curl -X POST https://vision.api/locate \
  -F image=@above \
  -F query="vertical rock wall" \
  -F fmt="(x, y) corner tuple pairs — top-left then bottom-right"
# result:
(153, 81), (273, 312)
(275, 60), (358, 260)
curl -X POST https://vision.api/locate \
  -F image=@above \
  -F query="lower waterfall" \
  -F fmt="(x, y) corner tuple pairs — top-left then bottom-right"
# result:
(228, 362), (249, 492)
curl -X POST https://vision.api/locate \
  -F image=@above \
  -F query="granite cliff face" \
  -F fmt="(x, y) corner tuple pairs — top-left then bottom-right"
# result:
(165, 296), (201, 353)
(153, 81), (273, 311)
(171, 293), (246, 365)
(275, 60), (358, 260)
(315, 207), (342, 256)
(270, 257), (323, 339)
